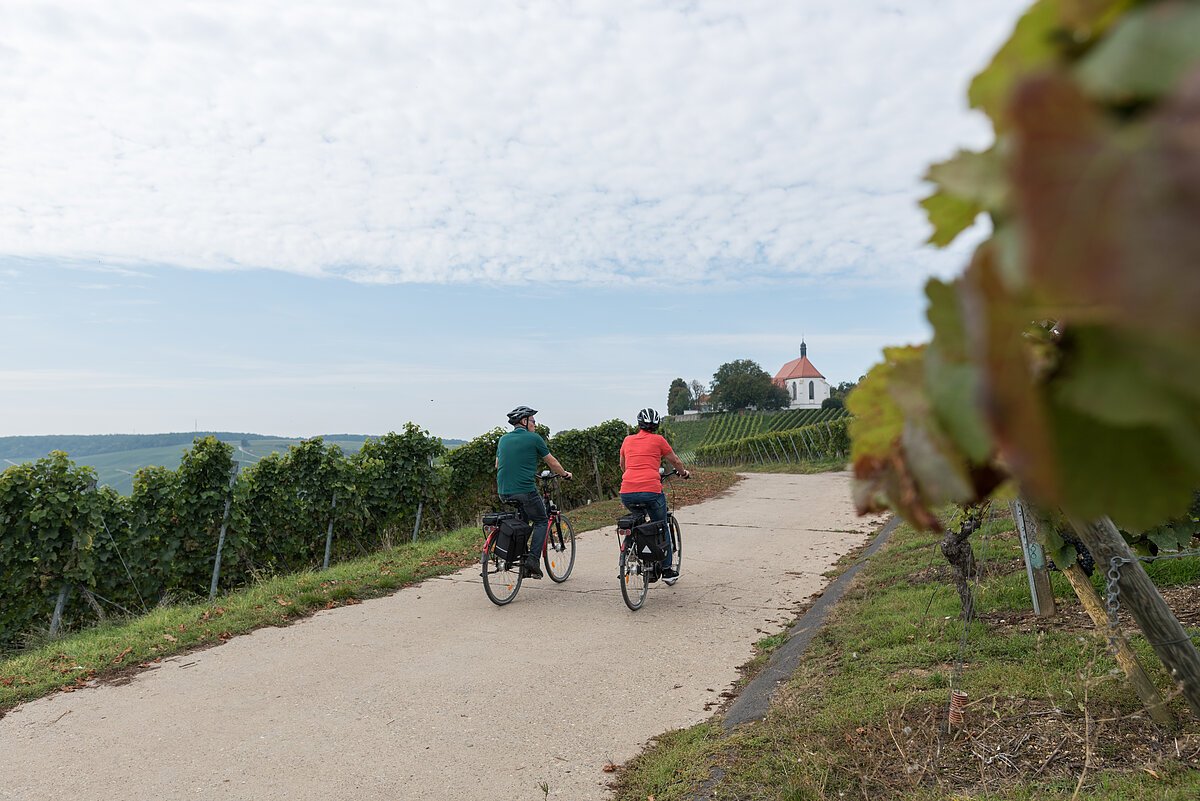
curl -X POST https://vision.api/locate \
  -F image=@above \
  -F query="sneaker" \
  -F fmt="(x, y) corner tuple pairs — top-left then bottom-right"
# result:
(522, 557), (543, 580)
(660, 567), (679, 580)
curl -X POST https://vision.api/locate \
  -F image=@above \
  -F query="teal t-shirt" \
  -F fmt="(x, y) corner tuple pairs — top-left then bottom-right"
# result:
(496, 427), (551, 495)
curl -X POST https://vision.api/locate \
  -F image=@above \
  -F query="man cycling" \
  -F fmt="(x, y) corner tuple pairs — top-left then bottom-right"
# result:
(619, 408), (690, 580)
(495, 405), (572, 579)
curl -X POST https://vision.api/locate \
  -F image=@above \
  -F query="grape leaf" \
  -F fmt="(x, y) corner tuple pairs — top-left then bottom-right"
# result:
(1009, 69), (1200, 340)
(1075, 1), (1200, 104)
(924, 147), (1009, 213)
(925, 279), (994, 463)
(1049, 401), (1197, 529)
(1144, 520), (1199, 553)
(920, 191), (981, 248)
(1050, 326), (1200, 474)
(961, 244), (1061, 507)
(968, 0), (1063, 131)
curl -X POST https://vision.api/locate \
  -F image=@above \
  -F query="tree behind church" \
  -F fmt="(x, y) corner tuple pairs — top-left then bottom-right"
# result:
(666, 378), (691, 415)
(710, 359), (789, 412)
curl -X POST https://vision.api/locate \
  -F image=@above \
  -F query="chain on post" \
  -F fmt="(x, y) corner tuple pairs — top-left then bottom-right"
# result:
(1105, 556), (1127, 656)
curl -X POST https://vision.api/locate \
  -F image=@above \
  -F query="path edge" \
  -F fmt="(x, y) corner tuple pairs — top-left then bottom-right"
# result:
(721, 515), (900, 729)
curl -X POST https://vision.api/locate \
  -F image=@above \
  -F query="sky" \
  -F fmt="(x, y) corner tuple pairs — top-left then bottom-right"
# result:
(0, 0), (1028, 442)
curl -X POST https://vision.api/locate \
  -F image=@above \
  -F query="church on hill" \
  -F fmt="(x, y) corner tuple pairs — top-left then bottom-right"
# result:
(773, 341), (830, 409)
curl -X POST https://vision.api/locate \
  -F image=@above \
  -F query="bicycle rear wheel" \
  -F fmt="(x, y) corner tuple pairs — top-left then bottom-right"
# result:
(665, 514), (682, 586)
(481, 535), (522, 606)
(544, 513), (576, 583)
(619, 542), (649, 611)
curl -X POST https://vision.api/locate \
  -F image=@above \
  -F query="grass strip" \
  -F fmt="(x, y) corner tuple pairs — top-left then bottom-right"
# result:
(612, 508), (1200, 800)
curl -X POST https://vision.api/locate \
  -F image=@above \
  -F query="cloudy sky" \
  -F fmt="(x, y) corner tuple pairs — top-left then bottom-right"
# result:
(1, 0), (1026, 442)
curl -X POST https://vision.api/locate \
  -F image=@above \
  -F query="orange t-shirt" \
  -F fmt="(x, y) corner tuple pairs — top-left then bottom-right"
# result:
(619, 431), (674, 493)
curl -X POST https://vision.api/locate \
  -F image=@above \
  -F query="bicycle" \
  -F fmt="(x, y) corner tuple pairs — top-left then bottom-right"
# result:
(615, 468), (684, 611)
(480, 470), (577, 605)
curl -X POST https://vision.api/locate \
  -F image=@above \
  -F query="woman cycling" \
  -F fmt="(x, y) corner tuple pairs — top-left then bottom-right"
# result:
(618, 408), (691, 580)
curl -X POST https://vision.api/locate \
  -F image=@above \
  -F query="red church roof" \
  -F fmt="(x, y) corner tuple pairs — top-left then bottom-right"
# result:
(774, 355), (825, 382)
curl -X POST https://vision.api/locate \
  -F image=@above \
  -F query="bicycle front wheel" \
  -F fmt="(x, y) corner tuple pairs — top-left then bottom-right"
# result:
(544, 513), (576, 583)
(481, 535), (522, 606)
(619, 545), (649, 611)
(665, 514), (682, 586)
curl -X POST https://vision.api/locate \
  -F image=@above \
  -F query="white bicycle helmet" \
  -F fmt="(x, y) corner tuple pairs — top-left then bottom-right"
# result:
(637, 408), (661, 430)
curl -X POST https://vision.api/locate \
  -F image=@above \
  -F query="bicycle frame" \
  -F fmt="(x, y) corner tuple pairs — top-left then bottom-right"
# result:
(477, 472), (576, 604)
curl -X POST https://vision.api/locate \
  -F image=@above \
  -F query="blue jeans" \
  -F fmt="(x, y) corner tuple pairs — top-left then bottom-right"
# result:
(620, 491), (672, 570)
(500, 491), (548, 561)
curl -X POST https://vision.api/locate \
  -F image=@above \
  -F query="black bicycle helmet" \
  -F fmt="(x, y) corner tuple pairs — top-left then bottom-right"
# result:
(507, 405), (538, 426)
(637, 408), (661, 430)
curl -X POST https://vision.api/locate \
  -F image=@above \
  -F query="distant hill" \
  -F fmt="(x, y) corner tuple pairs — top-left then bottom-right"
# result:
(0, 432), (266, 460)
(0, 432), (468, 495)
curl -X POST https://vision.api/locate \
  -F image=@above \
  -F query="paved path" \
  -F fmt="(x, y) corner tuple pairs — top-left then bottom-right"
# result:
(0, 472), (885, 801)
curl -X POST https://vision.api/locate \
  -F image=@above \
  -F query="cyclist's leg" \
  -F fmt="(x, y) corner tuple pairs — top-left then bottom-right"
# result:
(521, 492), (550, 563)
(499, 492), (547, 565)
(649, 492), (674, 572)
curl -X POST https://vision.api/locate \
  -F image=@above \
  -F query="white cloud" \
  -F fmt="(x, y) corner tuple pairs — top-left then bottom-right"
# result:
(0, 1), (1024, 287)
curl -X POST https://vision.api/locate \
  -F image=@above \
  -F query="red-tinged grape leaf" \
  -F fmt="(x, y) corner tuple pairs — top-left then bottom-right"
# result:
(885, 345), (978, 508)
(1009, 69), (1200, 339)
(960, 244), (1061, 508)
(920, 191), (981, 248)
(968, 0), (1062, 132)
(852, 452), (943, 533)
(925, 279), (994, 463)
(924, 147), (1009, 214)
(1075, 1), (1200, 104)
(850, 348), (946, 531)
(901, 420), (976, 508)
(849, 345), (989, 530)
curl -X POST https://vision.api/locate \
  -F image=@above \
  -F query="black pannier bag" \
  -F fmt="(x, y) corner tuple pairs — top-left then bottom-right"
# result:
(633, 519), (668, 561)
(495, 517), (532, 564)
(617, 513), (641, 534)
(482, 512), (513, 530)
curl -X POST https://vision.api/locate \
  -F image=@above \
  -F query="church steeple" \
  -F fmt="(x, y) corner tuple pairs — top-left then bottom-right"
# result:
(800, 340), (807, 358)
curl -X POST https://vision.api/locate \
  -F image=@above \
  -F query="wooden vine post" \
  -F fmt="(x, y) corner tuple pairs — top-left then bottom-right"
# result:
(1058, 561), (1174, 726)
(1069, 516), (1200, 717)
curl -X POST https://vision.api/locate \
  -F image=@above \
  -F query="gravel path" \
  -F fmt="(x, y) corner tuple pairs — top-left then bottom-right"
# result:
(0, 472), (885, 801)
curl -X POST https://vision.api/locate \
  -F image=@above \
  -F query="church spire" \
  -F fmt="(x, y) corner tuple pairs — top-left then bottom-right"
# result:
(800, 340), (807, 358)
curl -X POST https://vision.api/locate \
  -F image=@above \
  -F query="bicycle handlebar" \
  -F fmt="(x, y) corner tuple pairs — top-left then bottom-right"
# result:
(538, 470), (571, 480)
(659, 467), (690, 480)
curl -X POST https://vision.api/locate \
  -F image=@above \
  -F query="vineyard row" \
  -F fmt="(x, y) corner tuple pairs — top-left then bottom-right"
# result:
(0, 419), (632, 647)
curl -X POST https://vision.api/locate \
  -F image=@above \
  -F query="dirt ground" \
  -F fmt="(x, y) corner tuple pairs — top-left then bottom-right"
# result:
(0, 472), (886, 801)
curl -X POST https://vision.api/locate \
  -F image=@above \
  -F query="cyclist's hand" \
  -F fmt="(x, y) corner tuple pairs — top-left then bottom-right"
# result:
(561, 471), (573, 480)
(681, 469), (692, 479)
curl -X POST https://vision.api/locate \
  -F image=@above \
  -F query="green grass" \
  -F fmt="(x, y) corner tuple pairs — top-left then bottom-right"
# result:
(612, 510), (1200, 800)
(611, 723), (725, 801)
